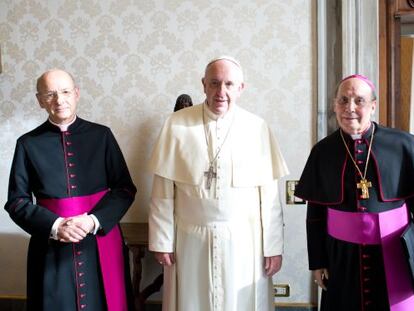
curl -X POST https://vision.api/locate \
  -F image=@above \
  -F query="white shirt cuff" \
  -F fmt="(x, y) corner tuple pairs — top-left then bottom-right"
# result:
(50, 217), (64, 240)
(89, 214), (101, 235)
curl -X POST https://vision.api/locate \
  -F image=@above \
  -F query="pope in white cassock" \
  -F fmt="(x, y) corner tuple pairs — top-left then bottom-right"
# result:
(148, 56), (289, 311)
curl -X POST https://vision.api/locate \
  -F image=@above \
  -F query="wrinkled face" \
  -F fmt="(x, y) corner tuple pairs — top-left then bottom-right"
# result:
(334, 78), (376, 135)
(202, 60), (244, 117)
(36, 70), (80, 125)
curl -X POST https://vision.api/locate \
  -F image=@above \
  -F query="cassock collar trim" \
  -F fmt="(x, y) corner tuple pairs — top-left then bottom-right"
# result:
(45, 116), (82, 133)
(341, 122), (375, 142)
(48, 116), (77, 132)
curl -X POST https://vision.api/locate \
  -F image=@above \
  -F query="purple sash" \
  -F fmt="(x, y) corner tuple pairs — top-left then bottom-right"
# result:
(39, 190), (127, 311)
(328, 205), (414, 310)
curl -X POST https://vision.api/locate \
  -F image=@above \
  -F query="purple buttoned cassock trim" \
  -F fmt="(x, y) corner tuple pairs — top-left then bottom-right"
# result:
(39, 190), (127, 311)
(328, 204), (414, 310)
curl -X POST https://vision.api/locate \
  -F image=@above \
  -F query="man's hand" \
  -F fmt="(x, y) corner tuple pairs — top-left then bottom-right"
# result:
(264, 255), (282, 277)
(69, 213), (95, 234)
(57, 213), (94, 243)
(57, 217), (88, 243)
(154, 252), (175, 267)
(313, 268), (329, 290)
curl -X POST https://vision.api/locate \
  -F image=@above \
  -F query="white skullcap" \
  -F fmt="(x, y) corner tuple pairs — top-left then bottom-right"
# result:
(204, 55), (244, 81)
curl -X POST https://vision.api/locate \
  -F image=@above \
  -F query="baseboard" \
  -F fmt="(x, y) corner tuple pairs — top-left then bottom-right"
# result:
(276, 302), (317, 310)
(144, 301), (317, 311)
(0, 296), (26, 311)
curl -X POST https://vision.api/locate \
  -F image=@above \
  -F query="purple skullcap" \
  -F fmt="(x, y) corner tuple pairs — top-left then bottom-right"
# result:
(340, 74), (376, 91)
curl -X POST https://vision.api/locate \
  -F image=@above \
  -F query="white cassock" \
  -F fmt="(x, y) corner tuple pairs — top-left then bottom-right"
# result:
(149, 103), (288, 311)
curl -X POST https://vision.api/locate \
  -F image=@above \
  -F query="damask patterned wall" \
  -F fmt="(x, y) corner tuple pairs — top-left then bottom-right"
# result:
(0, 0), (315, 304)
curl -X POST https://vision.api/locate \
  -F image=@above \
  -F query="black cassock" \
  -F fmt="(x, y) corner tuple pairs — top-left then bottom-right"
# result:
(4, 117), (136, 311)
(295, 122), (414, 311)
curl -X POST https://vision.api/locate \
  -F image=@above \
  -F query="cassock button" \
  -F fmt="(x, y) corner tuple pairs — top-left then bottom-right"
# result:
(67, 152), (74, 156)
(66, 141), (72, 146)
(81, 304), (86, 309)
(77, 251), (82, 255)
(78, 272), (84, 277)
(70, 174), (76, 178)
(357, 139), (362, 144)
(357, 160), (363, 164)
(70, 185), (77, 189)
(357, 149), (363, 154)
(80, 283), (86, 288)
(78, 261), (84, 266)
(64, 131), (71, 136)
(80, 293), (86, 298)
(68, 163), (75, 167)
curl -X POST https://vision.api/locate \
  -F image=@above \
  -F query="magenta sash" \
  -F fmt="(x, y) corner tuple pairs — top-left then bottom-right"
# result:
(328, 205), (414, 310)
(39, 190), (127, 311)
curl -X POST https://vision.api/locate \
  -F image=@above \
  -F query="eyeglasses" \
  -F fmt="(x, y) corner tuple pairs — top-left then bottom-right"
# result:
(37, 88), (75, 102)
(335, 96), (372, 107)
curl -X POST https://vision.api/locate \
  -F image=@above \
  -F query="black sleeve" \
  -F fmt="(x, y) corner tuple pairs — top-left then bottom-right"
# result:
(4, 140), (58, 237)
(406, 196), (414, 220)
(306, 202), (328, 270)
(90, 129), (137, 235)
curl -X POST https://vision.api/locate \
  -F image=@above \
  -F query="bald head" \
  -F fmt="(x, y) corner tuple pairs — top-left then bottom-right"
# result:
(36, 69), (76, 94)
(36, 69), (80, 125)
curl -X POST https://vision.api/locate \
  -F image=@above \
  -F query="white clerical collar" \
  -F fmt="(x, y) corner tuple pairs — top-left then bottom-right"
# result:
(203, 101), (236, 122)
(48, 116), (77, 132)
(351, 134), (362, 140)
(350, 122), (373, 140)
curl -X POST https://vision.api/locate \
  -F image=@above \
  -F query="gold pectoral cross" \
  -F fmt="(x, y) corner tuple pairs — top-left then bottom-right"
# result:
(204, 166), (217, 190)
(357, 178), (372, 199)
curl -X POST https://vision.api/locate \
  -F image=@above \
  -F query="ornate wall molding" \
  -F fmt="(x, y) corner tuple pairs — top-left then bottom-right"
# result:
(317, 0), (378, 140)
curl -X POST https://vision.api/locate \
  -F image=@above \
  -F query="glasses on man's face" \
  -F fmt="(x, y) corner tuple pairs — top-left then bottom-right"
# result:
(37, 88), (75, 102)
(336, 96), (372, 107)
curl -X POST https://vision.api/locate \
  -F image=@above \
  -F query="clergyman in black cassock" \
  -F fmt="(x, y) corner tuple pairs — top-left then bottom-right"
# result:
(4, 69), (136, 311)
(295, 74), (414, 311)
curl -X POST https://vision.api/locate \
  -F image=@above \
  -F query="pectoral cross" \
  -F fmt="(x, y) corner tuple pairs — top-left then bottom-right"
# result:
(357, 178), (372, 199)
(204, 165), (217, 190)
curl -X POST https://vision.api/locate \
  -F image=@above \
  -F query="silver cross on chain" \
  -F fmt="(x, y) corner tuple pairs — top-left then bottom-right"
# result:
(203, 165), (217, 190)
